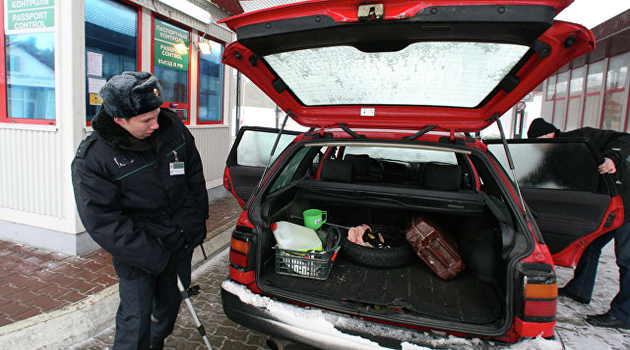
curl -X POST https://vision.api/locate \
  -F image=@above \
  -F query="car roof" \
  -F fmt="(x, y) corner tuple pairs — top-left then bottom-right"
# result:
(220, 0), (593, 132)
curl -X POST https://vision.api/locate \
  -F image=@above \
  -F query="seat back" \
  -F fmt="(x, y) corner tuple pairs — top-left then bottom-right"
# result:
(320, 158), (355, 183)
(424, 163), (462, 191)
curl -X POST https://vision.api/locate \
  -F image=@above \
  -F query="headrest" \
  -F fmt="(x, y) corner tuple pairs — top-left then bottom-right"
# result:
(424, 163), (461, 191)
(320, 159), (355, 183)
(344, 154), (370, 175)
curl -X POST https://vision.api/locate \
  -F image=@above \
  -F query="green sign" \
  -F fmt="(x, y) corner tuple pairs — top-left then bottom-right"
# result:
(154, 21), (189, 72)
(5, 0), (55, 34)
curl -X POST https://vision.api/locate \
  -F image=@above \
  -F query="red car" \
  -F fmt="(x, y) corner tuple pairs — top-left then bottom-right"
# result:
(218, 0), (622, 348)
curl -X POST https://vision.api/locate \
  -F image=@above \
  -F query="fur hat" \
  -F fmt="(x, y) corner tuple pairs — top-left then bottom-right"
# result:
(99, 71), (164, 119)
(527, 118), (559, 138)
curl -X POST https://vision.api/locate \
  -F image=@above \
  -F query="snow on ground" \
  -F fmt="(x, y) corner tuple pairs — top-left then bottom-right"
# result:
(214, 242), (630, 349)
(554, 243), (630, 349)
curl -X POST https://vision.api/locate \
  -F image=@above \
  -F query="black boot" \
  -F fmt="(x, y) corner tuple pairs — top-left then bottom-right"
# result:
(586, 312), (630, 329)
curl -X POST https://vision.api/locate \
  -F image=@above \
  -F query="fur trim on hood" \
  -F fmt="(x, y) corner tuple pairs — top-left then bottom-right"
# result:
(91, 108), (173, 151)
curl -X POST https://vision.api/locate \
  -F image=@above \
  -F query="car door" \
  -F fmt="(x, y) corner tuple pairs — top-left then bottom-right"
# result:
(224, 126), (300, 207)
(487, 138), (623, 268)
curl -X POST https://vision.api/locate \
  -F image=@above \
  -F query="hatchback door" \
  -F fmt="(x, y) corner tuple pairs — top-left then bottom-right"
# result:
(224, 127), (300, 207)
(219, 0), (594, 132)
(487, 138), (623, 268)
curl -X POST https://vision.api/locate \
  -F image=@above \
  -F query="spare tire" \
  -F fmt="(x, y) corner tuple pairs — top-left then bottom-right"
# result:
(340, 225), (417, 269)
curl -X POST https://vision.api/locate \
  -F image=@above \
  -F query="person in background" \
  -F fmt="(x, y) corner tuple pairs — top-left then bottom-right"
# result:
(527, 118), (630, 329)
(72, 71), (209, 349)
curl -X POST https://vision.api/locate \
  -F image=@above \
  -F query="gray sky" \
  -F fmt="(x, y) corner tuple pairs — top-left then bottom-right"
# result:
(555, 0), (629, 29)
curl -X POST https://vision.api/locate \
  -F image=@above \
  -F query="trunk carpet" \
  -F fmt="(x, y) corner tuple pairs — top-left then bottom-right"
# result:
(261, 257), (503, 324)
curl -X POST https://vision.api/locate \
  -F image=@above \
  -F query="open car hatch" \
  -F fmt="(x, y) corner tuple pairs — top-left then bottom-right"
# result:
(220, 0), (594, 132)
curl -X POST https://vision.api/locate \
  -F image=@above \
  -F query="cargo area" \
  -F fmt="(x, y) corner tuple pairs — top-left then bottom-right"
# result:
(254, 178), (514, 327)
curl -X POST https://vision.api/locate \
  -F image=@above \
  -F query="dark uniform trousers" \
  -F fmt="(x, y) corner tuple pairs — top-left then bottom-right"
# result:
(112, 252), (192, 350)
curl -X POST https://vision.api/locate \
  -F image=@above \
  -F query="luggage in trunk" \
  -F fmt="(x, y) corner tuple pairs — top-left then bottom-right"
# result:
(406, 217), (466, 280)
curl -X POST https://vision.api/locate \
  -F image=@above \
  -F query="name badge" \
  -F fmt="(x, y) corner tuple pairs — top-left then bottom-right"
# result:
(169, 162), (185, 176)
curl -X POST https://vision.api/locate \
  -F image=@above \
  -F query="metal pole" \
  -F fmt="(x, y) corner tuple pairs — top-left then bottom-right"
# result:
(177, 275), (212, 349)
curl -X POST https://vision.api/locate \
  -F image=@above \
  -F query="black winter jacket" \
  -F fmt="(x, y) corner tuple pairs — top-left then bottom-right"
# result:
(560, 127), (630, 221)
(72, 108), (209, 276)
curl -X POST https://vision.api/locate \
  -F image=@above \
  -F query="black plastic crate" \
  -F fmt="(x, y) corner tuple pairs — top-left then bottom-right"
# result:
(274, 228), (341, 280)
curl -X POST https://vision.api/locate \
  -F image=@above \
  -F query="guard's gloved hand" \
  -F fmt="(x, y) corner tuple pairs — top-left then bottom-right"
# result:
(162, 253), (180, 276)
(161, 228), (188, 255)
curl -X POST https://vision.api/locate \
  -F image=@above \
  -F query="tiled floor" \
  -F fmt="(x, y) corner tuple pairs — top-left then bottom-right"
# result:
(0, 195), (242, 328)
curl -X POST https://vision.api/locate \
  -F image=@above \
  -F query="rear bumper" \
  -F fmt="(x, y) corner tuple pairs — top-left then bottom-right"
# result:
(221, 279), (564, 349)
(221, 280), (400, 349)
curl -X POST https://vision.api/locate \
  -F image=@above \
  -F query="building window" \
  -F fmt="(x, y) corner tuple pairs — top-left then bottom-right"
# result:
(603, 53), (629, 131)
(2, 0), (56, 125)
(606, 53), (629, 90)
(565, 66), (585, 130)
(552, 71), (569, 128)
(198, 38), (224, 123)
(603, 91), (625, 130)
(546, 75), (556, 100)
(5, 33), (55, 122)
(153, 18), (190, 122)
(583, 60), (606, 128)
(85, 0), (139, 123)
(555, 71), (569, 98)
(553, 98), (567, 129)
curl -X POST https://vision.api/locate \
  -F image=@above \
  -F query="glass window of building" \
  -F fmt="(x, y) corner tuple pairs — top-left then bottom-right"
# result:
(583, 60), (606, 128)
(603, 91), (625, 131)
(546, 75), (556, 100)
(553, 99), (567, 129)
(153, 18), (190, 122)
(569, 66), (585, 96)
(586, 60), (605, 93)
(2, 0), (55, 124)
(556, 71), (569, 98)
(85, 0), (139, 123)
(606, 53), (629, 91)
(583, 94), (601, 128)
(565, 97), (582, 130)
(198, 38), (224, 123)
(602, 53), (629, 131)
(565, 67), (585, 130)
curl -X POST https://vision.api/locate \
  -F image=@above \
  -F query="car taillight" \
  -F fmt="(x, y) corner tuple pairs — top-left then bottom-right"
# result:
(230, 237), (250, 269)
(228, 229), (256, 287)
(513, 262), (557, 338)
(523, 282), (557, 318)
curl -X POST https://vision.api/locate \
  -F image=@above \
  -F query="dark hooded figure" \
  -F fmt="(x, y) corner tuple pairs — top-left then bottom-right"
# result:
(72, 71), (209, 349)
(528, 118), (630, 330)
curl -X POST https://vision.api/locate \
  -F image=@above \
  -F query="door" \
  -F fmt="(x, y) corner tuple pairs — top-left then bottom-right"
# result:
(224, 126), (300, 207)
(487, 138), (623, 268)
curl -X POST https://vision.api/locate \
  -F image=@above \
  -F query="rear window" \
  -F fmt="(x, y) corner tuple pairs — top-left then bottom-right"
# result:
(264, 42), (529, 107)
(267, 142), (466, 194)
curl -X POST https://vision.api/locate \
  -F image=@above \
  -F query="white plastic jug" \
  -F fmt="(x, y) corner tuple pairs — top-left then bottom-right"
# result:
(271, 221), (323, 251)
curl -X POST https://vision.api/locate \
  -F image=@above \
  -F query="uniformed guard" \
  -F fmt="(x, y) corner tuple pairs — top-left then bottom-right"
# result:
(72, 71), (209, 349)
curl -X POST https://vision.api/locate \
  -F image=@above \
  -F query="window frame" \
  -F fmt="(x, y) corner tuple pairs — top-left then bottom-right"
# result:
(196, 32), (226, 125)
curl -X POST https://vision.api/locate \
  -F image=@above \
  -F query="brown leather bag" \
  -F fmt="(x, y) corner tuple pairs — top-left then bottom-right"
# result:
(405, 217), (465, 280)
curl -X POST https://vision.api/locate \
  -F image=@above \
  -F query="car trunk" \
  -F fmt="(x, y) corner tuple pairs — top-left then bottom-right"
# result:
(253, 178), (512, 329)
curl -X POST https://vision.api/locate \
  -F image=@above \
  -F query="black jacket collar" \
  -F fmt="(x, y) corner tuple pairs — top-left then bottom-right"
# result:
(91, 108), (174, 151)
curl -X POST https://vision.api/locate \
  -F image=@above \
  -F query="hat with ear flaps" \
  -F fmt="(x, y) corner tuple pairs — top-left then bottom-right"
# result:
(99, 71), (164, 119)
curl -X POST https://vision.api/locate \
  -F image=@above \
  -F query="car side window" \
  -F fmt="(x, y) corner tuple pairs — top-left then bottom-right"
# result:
(488, 141), (602, 192)
(235, 130), (296, 167)
(268, 146), (314, 193)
